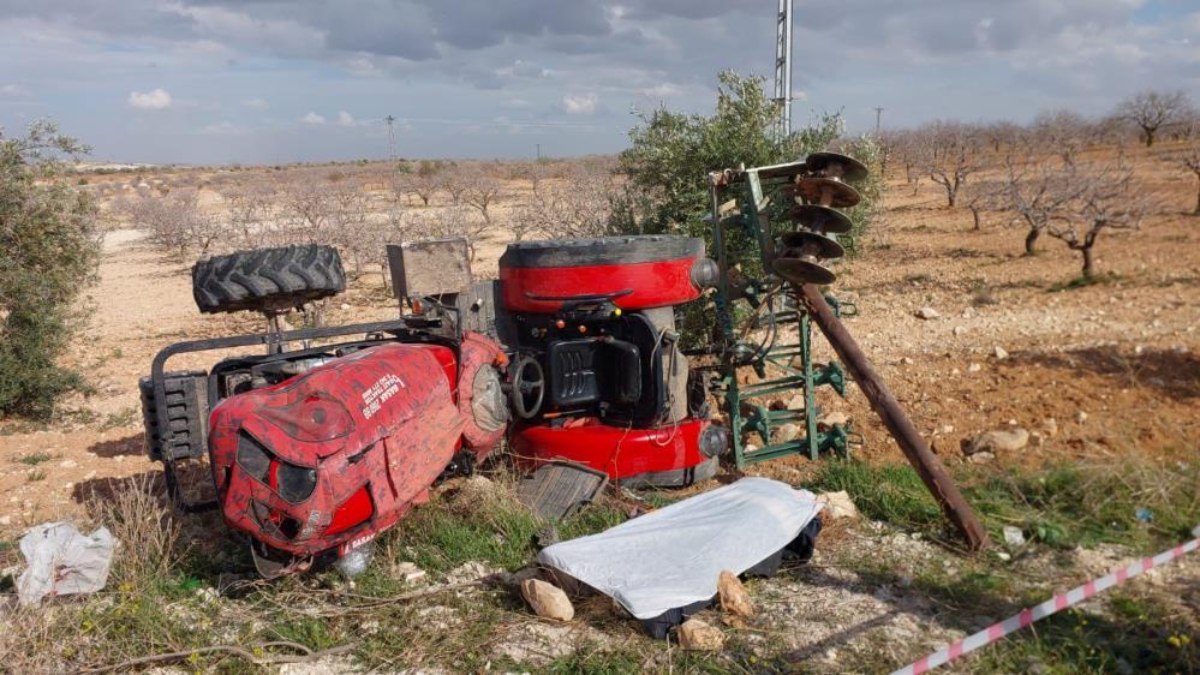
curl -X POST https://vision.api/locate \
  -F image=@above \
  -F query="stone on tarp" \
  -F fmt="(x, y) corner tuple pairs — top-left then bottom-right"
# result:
(17, 521), (114, 605)
(521, 578), (575, 622)
(717, 570), (753, 617)
(679, 618), (725, 651)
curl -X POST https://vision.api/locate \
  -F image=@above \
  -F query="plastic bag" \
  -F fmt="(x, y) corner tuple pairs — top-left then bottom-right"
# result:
(16, 522), (114, 605)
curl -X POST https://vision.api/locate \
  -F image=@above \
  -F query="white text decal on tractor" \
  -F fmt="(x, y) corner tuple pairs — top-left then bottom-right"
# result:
(361, 374), (405, 420)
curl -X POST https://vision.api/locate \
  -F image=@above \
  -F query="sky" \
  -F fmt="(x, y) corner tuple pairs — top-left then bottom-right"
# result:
(0, 0), (1196, 165)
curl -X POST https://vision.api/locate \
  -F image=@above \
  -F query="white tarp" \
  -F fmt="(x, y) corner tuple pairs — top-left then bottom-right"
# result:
(537, 477), (822, 619)
(16, 521), (114, 606)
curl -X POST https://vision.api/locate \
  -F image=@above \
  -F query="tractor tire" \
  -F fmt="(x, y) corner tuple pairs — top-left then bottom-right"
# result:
(139, 370), (209, 462)
(192, 244), (346, 314)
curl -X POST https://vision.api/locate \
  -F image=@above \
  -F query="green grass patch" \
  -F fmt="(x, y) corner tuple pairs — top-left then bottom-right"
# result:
(391, 488), (630, 574)
(15, 451), (53, 465)
(974, 595), (1199, 673)
(807, 457), (1200, 552)
(1047, 271), (1124, 293)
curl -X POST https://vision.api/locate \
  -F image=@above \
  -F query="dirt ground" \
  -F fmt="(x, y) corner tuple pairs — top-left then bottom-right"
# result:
(2, 152), (1198, 531)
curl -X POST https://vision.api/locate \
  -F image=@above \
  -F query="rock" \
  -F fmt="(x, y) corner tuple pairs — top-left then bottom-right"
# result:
(817, 411), (850, 430)
(967, 362), (982, 373)
(786, 395), (806, 411)
(953, 326), (966, 336)
(678, 618), (725, 651)
(59, 460), (78, 469)
(717, 571), (754, 617)
(1030, 431), (1045, 447)
(817, 491), (859, 520)
(967, 451), (995, 464)
(393, 561), (427, 584)
(445, 560), (501, 585)
(1076, 411), (1089, 424)
(520, 579), (574, 622)
(0, 515), (10, 526)
(774, 423), (800, 443)
(1003, 526), (1027, 547)
(899, 357), (914, 365)
(914, 307), (940, 320)
(993, 346), (1009, 360)
(339, 303), (351, 311)
(995, 551), (1012, 562)
(965, 428), (1029, 455)
(1041, 418), (1059, 437)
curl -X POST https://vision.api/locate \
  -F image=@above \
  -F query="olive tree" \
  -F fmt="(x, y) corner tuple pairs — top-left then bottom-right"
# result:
(0, 121), (99, 419)
(613, 71), (855, 240)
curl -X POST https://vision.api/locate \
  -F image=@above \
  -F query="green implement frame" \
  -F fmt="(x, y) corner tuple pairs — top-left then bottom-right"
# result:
(706, 161), (859, 468)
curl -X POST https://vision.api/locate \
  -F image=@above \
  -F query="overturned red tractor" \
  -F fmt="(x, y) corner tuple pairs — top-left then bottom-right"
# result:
(496, 237), (727, 487)
(142, 235), (723, 577)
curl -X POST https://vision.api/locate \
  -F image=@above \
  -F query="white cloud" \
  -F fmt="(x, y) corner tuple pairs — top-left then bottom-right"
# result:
(242, 97), (268, 110)
(301, 112), (326, 124)
(337, 110), (356, 126)
(128, 88), (172, 110)
(561, 93), (598, 115)
(0, 84), (25, 96)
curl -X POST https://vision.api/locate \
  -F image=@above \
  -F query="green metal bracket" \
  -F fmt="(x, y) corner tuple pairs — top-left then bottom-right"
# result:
(813, 362), (847, 398)
(710, 162), (865, 469)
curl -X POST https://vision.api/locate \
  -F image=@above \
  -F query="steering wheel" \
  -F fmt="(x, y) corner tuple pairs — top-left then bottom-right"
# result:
(509, 356), (546, 420)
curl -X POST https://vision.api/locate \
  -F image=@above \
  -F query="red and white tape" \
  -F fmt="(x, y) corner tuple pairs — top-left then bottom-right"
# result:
(891, 525), (1200, 675)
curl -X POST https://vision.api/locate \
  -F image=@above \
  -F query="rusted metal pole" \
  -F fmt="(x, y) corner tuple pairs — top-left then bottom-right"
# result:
(796, 283), (990, 551)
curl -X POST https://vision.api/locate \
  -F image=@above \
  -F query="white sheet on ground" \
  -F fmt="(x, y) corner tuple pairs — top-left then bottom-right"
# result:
(537, 477), (822, 620)
(17, 521), (114, 606)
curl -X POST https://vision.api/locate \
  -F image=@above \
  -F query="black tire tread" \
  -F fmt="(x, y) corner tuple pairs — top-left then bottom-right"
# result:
(139, 370), (208, 462)
(192, 244), (346, 314)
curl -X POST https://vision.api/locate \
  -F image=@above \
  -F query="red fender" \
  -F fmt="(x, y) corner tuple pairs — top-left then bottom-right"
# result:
(457, 331), (509, 457)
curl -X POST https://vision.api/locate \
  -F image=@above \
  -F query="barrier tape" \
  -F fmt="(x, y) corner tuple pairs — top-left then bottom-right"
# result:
(890, 525), (1200, 675)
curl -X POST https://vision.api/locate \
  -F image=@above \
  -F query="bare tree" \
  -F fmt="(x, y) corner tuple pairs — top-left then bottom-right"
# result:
(1159, 127), (1200, 215)
(279, 174), (335, 243)
(1115, 90), (1195, 147)
(1030, 109), (1089, 165)
(461, 168), (504, 224)
(1004, 153), (1143, 276)
(1046, 158), (1145, 278)
(225, 183), (277, 249)
(119, 189), (222, 258)
(961, 177), (1005, 231)
(917, 121), (982, 207)
(405, 160), (441, 206)
(513, 159), (616, 240)
(1001, 154), (1082, 256)
(409, 205), (490, 261)
(438, 169), (469, 206)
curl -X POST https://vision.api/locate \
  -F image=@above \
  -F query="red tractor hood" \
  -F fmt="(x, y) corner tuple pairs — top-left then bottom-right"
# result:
(207, 342), (466, 557)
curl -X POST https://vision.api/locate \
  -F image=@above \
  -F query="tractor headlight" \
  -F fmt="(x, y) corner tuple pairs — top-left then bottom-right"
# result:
(698, 425), (730, 458)
(236, 432), (317, 504)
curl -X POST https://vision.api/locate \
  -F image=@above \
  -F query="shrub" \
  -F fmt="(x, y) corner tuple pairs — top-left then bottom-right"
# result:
(0, 120), (99, 419)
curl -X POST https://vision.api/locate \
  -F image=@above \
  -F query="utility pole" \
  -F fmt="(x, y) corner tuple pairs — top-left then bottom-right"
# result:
(772, 0), (793, 139)
(385, 114), (398, 195)
(874, 107), (884, 135)
(536, 143), (541, 161)
(385, 115), (397, 161)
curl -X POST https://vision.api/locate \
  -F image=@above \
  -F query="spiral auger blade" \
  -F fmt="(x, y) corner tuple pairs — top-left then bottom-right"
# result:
(770, 151), (870, 287)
